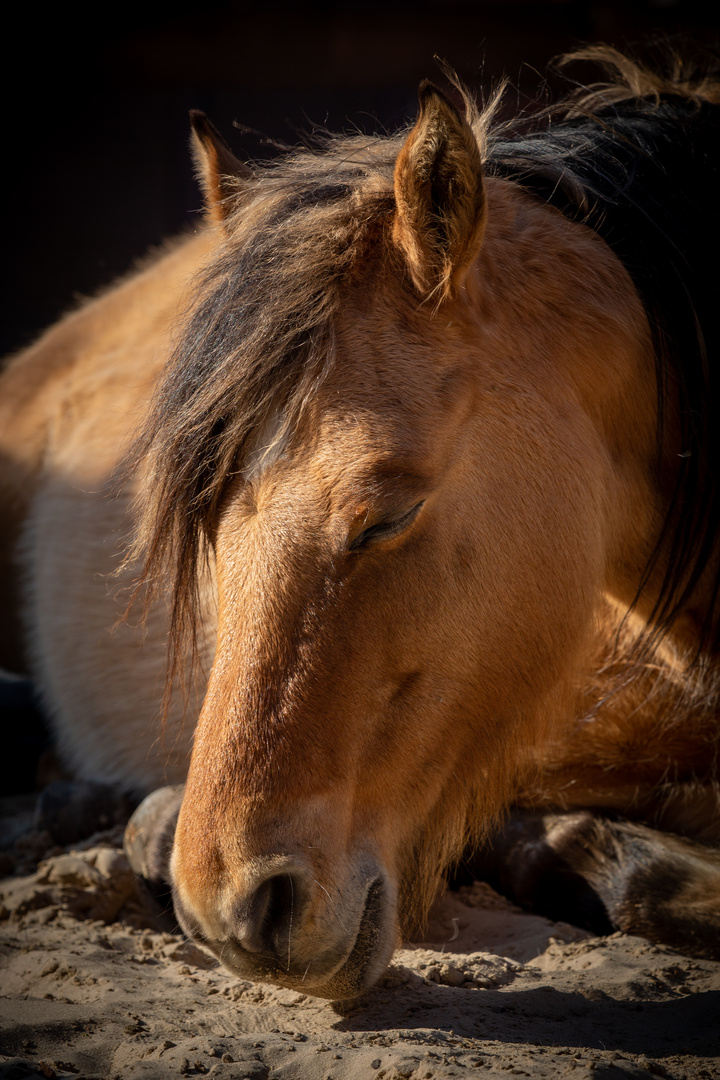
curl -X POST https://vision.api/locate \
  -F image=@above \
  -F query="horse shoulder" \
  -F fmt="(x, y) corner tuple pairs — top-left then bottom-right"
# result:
(517, 602), (720, 835)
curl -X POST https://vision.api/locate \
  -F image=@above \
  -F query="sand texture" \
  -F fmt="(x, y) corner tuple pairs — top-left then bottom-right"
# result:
(1, 810), (719, 1080)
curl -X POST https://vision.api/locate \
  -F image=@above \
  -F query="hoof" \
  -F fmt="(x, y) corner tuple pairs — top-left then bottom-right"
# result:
(123, 784), (184, 886)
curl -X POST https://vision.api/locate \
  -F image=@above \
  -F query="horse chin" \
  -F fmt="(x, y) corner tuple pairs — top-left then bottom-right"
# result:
(172, 873), (397, 1000)
(311, 876), (397, 999)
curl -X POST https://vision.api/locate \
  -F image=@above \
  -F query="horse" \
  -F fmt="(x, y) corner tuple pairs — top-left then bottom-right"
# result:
(1, 43), (720, 999)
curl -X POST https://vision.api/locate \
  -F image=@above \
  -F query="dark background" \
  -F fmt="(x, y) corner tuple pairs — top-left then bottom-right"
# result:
(2, 0), (719, 359)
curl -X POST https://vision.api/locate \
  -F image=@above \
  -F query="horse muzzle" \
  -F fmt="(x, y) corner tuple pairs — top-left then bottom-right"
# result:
(170, 849), (398, 999)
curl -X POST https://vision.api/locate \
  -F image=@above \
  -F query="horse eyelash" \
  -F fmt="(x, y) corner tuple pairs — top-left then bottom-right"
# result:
(349, 501), (425, 551)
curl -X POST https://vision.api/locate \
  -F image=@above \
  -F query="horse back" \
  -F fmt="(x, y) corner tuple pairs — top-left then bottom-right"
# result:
(0, 230), (215, 671)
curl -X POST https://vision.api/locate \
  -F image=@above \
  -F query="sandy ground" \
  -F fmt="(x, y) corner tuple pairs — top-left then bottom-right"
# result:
(1, 799), (719, 1080)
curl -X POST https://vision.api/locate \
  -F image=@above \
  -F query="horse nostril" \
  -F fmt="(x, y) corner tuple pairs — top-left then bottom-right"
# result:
(234, 871), (304, 959)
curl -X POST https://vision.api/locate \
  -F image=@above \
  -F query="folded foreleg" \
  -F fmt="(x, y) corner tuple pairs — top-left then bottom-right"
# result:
(476, 810), (720, 960)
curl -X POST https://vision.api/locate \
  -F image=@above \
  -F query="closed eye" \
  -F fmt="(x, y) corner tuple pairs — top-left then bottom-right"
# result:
(349, 501), (425, 552)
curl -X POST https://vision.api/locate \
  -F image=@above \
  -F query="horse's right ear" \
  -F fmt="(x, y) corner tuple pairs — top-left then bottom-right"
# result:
(189, 110), (253, 227)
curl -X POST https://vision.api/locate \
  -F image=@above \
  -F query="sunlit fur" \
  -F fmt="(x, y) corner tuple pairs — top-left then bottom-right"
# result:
(1, 44), (719, 995)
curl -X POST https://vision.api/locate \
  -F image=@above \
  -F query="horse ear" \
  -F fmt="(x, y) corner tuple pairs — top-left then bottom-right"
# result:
(189, 110), (253, 226)
(393, 81), (486, 302)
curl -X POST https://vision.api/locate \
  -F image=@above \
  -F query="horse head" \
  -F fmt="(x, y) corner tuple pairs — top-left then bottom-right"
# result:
(151, 82), (660, 996)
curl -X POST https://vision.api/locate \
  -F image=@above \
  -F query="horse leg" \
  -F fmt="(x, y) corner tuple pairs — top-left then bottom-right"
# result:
(467, 624), (720, 958)
(470, 809), (720, 960)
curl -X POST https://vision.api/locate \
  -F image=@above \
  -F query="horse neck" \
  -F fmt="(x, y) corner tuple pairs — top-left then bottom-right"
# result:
(464, 178), (715, 661)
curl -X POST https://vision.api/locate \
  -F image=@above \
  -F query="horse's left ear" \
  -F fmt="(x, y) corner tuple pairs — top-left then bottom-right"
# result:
(393, 82), (486, 302)
(190, 110), (253, 227)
